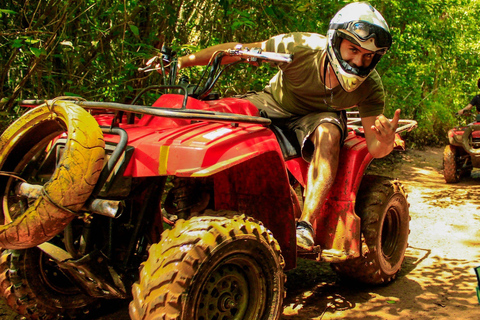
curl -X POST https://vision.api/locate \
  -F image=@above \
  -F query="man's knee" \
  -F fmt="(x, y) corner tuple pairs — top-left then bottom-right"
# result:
(311, 122), (342, 146)
(307, 123), (342, 165)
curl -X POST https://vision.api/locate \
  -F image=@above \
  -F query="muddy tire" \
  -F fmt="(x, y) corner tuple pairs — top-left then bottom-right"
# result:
(129, 212), (285, 320)
(443, 145), (461, 183)
(0, 101), (104, 248)
(0, 248), (98, 319)
(331, 175), (410, 285)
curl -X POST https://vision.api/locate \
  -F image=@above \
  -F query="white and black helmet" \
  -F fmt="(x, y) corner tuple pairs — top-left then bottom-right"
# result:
(326, 2), (392, 92)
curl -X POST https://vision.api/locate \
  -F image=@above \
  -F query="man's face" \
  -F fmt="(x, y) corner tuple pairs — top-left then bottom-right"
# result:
(339, 39), (375, 69)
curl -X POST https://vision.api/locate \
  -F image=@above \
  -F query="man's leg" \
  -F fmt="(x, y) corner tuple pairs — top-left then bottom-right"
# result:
(297, 122), (342, 249)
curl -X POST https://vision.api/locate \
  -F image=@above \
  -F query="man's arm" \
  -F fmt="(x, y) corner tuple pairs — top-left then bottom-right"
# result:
(361, 109), (401, 158)
(178, 41), (266, 69)
(458, 103), (473, 115)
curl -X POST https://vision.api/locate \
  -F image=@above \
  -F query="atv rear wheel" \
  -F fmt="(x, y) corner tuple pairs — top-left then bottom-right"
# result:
(331, 175), (410, 284)
(129, 213), (285, 320)
(443, 145), (461, 183)
(0, 248), (98, 319)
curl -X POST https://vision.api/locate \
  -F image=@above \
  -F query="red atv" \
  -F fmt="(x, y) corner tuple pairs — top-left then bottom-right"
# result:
(0, 47), (416, 319)
(443, 113), (480, 183)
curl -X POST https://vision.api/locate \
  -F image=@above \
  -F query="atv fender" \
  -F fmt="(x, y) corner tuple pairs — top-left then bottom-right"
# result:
(123, 122), (285, 177)
(462, 124), (480, 155)
(119, 121), (297, 268)
(315, 132), (374, 260)
(448, 128), (464, 147)
(213, 150), (297, 270)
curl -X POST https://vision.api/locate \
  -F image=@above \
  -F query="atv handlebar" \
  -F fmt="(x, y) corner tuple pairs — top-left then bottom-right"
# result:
(395, 119), (418, 134)
(193, 48), (293, 100)
(225, 47), (293, 64)
(138, 47), (292, 101)
(140, 47), (292, 74)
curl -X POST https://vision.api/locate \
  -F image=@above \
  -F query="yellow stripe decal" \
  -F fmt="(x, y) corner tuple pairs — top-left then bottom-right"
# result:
(158, 145), (170, 175)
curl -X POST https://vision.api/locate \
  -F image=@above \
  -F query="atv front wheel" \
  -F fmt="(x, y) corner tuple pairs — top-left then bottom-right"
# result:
(0, 248), (98, 319)
(129, 213), (285, 320)
(331, 175), (410, 284)
(443, 145), (461, 183)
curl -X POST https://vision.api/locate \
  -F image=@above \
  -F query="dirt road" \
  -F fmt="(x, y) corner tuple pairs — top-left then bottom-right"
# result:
(1, 147), (479, 319)
(282, 146), (480, 319)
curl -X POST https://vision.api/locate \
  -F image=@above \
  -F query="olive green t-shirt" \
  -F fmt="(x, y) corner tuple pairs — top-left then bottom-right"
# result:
(265, 32), (385, 118)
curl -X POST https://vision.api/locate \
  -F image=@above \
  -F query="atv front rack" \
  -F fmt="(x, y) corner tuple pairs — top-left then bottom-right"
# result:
(22, 99), (418, 134)
(43, 99), (273, 126)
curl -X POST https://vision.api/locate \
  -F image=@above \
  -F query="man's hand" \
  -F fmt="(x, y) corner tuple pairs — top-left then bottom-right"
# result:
(370, 109), (401, 146)
(142, 56), (171, 75)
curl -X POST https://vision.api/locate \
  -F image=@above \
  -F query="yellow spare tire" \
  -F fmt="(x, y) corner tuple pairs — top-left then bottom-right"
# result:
(0, 100), (105, 249)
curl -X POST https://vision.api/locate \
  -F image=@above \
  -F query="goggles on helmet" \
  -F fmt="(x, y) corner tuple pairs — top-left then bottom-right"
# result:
(330, 20), (392, 54)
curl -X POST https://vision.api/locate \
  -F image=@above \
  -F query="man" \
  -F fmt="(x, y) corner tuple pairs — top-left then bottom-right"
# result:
(177, 2), (400, 250)
(458, 78), (480, 115)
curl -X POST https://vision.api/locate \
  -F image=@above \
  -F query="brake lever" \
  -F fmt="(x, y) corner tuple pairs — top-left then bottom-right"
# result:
(138, 56), (161, 72)
(138, 66), (157, 73)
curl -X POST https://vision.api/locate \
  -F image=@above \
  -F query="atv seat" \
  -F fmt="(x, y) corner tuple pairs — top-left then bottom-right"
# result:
(268, 111), (354, 161)
(269, 124), (302, 160)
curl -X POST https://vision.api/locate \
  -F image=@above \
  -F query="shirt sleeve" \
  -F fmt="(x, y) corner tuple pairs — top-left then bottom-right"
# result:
(470, 95), (480, 111)
(265, 33), (326, 54)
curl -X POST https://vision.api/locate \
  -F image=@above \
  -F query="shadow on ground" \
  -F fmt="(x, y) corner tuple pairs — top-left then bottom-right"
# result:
(282, 249), (479, 319)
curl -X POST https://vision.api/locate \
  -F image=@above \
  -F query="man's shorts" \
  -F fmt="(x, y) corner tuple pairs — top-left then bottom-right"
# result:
(240, 90), (347, 162)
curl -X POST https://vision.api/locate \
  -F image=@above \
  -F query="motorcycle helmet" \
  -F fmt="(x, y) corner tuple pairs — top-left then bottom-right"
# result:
(326, 2), (392, 92)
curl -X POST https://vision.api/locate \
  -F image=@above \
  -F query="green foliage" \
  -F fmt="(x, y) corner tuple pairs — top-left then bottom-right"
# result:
(373, 0), (480, 145)
(1, 0), (480, 144)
